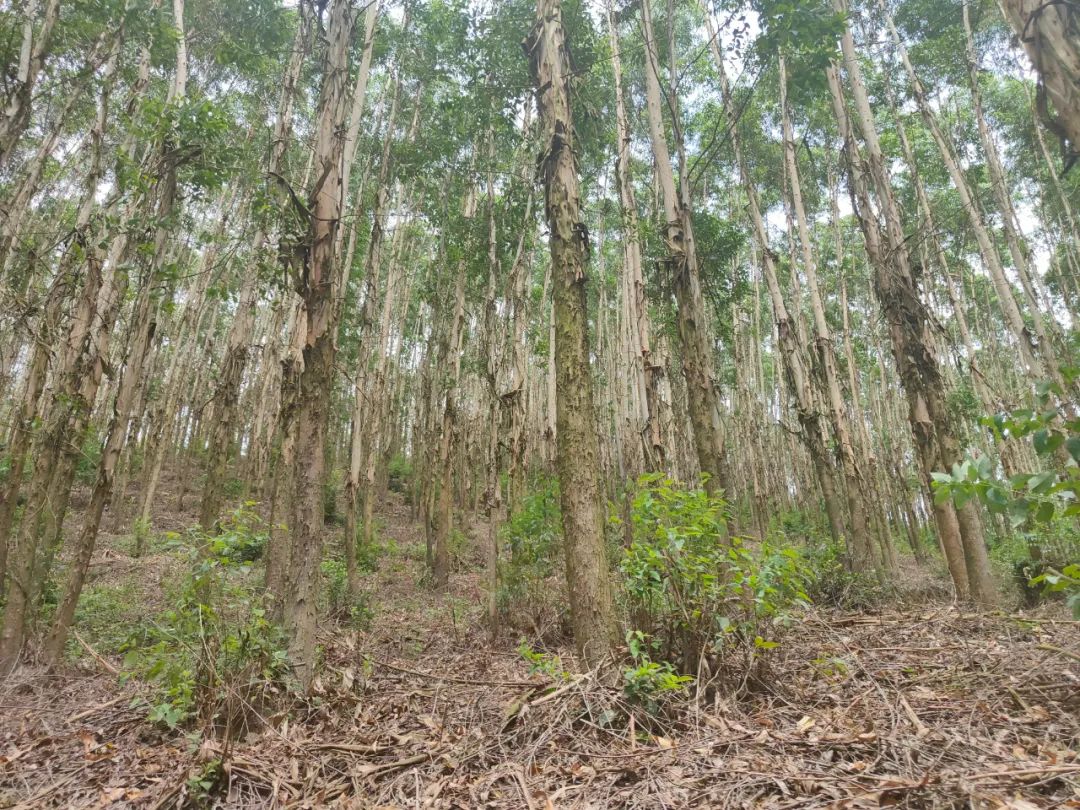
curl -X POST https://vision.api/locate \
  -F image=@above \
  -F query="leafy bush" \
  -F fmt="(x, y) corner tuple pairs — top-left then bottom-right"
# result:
(449, 527), (476, 571)
(798, 538), (885, 608)
(517, 640), (570, 680)
(223, 476), (245, 501)
(69, 582), (142, 657)
(121, 507), (287, 734)
(323, 468), (344, 526)
(320, 557), (377, 631)
(932, 381), (1080, 612)
(620, 475), (810, 681)
(497, 479), (566, 638)
(387, 454), (412, 494)
(131, 516), (153, 557)
(1032, 564), (1080, 618)
(75, 426), (103, 485)
(622, 630), (692, 715)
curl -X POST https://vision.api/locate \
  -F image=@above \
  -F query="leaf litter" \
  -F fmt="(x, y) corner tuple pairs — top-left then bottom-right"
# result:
(0, 499), (1076, 808)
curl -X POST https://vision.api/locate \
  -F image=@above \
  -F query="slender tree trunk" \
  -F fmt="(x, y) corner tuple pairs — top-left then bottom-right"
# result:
(200, 11), (310, 531)
(526, 0), (617, 665)
(998, 0), (1080, 161)
(0, 0), (60, 169)
(282, 0), (355, 688)
(433, 258), (465, 590)
(640, 0), (726, 494)
(606, 0), (665, 474)
(778, 55), (876, 572)
(41, 283), (158, 665)
(712, 35), (846, 548)
(883, 4), (1054, 389)
(826, 20), (995, 603)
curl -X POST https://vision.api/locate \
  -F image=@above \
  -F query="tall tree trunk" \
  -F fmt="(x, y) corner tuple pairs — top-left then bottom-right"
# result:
(433, 259), (465, 590)
(282, 0), (355, 688)
(711, 33), (847, 548)
(639, 0), (726, 495)
(778, 55), (876, 572)
(0, 0), (60, 169)
(882, 4), (1055, 388)
(41, 283), (159, 665)
(200, 10), (311, 531)
(526, 0), (617, 665)
(999, 0), (1080, 163)
(605, 0), (665, 475)
(826, 16), (995, 603)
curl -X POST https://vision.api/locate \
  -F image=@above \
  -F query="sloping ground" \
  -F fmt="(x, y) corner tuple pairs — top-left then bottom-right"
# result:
(1, 495), (1077, 808)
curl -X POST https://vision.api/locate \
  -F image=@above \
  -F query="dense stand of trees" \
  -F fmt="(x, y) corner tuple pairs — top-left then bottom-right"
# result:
(0, 0), (1078, 675)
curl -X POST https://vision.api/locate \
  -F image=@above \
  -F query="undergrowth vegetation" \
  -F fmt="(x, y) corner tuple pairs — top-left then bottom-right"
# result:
(934, 382), (1080, 616)
(618, 475), (811, 689)
(499, 474), (846, 708)
(497, 478), (566, 638)
(119, 507), (289, 734)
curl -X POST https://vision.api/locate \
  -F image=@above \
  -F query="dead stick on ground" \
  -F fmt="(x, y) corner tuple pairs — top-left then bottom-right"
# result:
(514, 766), (538, 810)
(364, 655), (536, 687)
(968, 765), (1080, 781)
(73, 629), (119, 675)
(898, 694), (929, 738)
(358, 752), (431, 778)
(67, 696), (123, 724)
(1037, 643), (1080, 664)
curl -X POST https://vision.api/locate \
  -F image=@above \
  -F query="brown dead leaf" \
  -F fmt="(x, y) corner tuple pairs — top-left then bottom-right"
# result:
(93, 787), (126, 807)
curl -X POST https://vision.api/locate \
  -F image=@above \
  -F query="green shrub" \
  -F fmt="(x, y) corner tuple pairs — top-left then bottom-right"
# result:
(387, 455), (412, 494)
(70, 582), (141, 657)
(517, 640), (570, 680)
(223, 476), (245, 501)
(75, 426), (103, 485)
(932, 380), (1080, 611)
(320, 557), (377, 631)
(323, 468), (344, 526)
(620, 475), (809, 681)
(449, 527), (474, 571)
(798, 538), (884, 608)
(497, 478), (566, 638)
(623, 630), (693, 716)
(132, 516), (153, 557)
(1031, 563), (1080, 618)
(121, 507), (287, 734)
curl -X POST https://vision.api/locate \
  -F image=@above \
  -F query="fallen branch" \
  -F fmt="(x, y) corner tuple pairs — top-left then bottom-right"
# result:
(67, 696), (124, 724)
(1037, 643), (1080, 664)
(73, 629), (119, 676)
(967, 764), (1080, 781)
(357, 752), (431, 778)
(364, 655), (537, 687)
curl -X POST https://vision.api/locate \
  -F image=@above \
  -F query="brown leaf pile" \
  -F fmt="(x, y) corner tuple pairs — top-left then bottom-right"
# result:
(1, 492), (1076, 808)
(2, 599), (1077, 808)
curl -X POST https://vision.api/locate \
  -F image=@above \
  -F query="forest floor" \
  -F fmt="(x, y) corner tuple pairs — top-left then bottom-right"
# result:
(1, 475), (1078, 809)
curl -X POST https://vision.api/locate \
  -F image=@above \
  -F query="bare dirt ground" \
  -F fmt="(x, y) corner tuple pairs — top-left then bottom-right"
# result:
(1, 485), (1077, 808)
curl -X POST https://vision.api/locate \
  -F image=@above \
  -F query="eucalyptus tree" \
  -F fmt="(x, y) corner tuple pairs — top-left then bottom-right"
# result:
(280, 0), (357, 686)
(527, 0), (617, 664)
